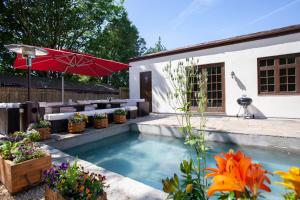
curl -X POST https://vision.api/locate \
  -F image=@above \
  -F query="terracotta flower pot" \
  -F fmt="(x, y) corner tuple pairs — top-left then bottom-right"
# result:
(114, 114), (126, 124)
(0, 155), (51, 194)
(37, 127), (51, 140)
(45, 186), (107, 200)
(68, 122), (85, 134)
(94, 118), (108, 129)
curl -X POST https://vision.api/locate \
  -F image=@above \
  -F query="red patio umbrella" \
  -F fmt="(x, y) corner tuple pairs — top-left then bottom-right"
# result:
(11, 46), (129, 102)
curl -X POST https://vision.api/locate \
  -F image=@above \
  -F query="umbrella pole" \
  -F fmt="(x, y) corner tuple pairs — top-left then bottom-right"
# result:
(62, 74), (64, 103)
(26, 57), (32, 102)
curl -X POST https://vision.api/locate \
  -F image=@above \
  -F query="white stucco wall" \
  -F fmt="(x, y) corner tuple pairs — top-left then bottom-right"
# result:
(129, 33), (300, 118)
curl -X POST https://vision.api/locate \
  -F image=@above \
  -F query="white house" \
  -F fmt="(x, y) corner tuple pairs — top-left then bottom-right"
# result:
(129, 24), (300, 118)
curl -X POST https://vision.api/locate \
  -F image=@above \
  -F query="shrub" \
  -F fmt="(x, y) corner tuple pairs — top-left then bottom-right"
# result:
(31, 120), (51, 129)
(69, 113), (88, 124)
(10, 130), (41, 142)
(43, 161), (107, 200)
(113, 109), (126, 116)
(94, 113), (107, 120)
(0, 139), (46, 163)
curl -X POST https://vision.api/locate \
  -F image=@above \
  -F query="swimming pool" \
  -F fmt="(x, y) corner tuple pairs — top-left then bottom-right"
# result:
(65, 131), (299, 199)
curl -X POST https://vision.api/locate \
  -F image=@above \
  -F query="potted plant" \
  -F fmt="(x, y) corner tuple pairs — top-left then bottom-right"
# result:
(68, 113), (88, 134)
(30, 120), (51, 140)
(43, 161), (107, 200)
(0, 138), (51, 193)
(11, 130), (41, 142)
(93, 114), (108, 129)
(113, 109), (127, 124)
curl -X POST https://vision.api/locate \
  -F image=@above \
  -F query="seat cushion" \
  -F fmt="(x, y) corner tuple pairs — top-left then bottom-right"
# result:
(124, 106), (138, 111)
(44, 112), (75, 121)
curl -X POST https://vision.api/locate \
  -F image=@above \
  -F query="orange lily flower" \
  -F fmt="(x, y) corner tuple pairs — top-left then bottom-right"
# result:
(206, 149), (271, 198)
(246, 163), (271, 197)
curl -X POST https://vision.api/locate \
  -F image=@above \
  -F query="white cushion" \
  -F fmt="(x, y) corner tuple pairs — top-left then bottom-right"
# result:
(0, 103), (21, 108)
(124, 106), (138, 111)
(44, 112), (75, 121)
(84, 106), (96, 111)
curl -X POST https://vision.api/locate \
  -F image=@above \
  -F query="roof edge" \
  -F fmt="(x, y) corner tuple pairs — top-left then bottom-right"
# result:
(130, 24), (300, 62)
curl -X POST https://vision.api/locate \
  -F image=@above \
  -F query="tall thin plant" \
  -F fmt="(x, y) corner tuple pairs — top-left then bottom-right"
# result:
(162, 58), (208, 200)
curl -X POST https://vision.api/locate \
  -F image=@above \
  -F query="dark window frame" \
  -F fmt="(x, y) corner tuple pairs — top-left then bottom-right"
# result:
(257, 53), (300, 95)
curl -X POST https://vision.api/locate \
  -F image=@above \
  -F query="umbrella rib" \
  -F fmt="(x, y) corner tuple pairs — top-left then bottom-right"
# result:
(94, 62), (114, 73)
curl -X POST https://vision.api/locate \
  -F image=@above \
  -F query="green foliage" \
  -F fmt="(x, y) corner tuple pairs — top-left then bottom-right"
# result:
(0, 139), (46, 163)
(44, 161), (107, 200)
(31, 120), (51, 129)
(94, 113), (108, 120)
(145, 36), (167, 55)
(162, 159), (206, 200)
(283, 192), (298, 200)
(114, 109), (126, 115)
(163, 58), (208, 200)
(69, 113), (88, 124)
(11, 130), (41, 142)
(0, 0), (146, 88)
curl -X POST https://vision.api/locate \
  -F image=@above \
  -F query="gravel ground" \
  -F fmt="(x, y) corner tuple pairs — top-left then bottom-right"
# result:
(0, 184), (45, 200)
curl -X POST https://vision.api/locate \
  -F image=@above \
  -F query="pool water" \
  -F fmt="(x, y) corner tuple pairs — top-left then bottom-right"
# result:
(65, 132), (299, 199)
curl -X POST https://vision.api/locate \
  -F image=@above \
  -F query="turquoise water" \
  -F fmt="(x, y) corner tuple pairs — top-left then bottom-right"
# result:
(65, 132), (300, 199)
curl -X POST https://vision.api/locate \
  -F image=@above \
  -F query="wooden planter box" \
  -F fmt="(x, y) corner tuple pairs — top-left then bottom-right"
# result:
(45, 186), (107, 200)
(0, 155), (51, 194)
(94, 118), (108, 129)
(37, 127), (51, 140)
(68, 122), (85, 134)
(114, 114), (126, 124)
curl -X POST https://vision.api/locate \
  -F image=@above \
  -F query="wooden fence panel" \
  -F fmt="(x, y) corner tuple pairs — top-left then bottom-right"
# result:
(0, 87), (120, 103)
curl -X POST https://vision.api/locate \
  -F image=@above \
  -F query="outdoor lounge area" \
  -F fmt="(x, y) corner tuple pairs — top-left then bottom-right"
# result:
(1, 1), (300, 200)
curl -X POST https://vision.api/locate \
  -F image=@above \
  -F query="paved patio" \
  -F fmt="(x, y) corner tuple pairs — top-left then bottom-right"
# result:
(137, 114), (300, 138)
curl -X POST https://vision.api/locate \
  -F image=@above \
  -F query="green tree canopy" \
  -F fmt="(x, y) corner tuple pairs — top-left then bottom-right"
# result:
(145, 36), (167, 55)
(0, 0), (145, 87)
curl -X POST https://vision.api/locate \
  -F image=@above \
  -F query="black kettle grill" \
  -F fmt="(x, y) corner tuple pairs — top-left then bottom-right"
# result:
(237, 96), (254, 118)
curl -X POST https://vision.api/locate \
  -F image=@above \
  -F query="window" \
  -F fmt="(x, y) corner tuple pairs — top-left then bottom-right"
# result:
(258, 54), (299, 95)
(188, 63), (225, 112)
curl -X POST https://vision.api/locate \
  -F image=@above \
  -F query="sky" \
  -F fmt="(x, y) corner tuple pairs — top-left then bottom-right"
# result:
(124, 0), (300, 50)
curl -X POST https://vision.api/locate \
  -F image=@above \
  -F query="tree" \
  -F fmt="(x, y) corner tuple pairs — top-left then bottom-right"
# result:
(0, 0), (145, 87)
(84, 10), (146, 87)
(145, 36), (166, 55)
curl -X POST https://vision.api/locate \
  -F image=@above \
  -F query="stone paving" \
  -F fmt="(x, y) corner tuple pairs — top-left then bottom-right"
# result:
(137, 114), (300, 138)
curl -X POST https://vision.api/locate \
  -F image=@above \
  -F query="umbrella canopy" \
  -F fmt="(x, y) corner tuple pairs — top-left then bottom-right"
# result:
(11, 47), (129, 102)
(13, 48), (129, 77)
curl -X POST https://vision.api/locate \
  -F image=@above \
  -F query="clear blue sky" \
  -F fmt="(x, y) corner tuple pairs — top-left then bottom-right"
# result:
(124, 0), (300, 50)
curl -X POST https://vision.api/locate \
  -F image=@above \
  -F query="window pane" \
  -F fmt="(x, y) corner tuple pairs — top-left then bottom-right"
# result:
(207, 76), (211, 82)
(217, 76), (221, 82)
(279, 58), (286, 65)
(211, 68), (216, 74)
(267, 70), (274, 77)
(288, 76), (295, 83)
(259, 60), (266, 67)
(216, 67), (221, 74)
(212, 92), (217, 98)
(261, 78), (267, 84)
(217, 83), (222, 90)
(268, 77), (274, 84)
(212, 84), (216, 90)
(267, 59), (274, 66)
(287, 57), (296, 64)
(288, 68), (295, 75)
(216, 100), (222, 107)
(280, 69), (286, 76)
(280, 84), (287, 91)
(212, 76), (216, 82)
(260, 85), (267, 92)
(280, 77), (286, 84)
(260, 71), (266, 77)
(217, 91), (222, 98)
(288, 84), (296, 91)
(268, 85), (274, 92)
